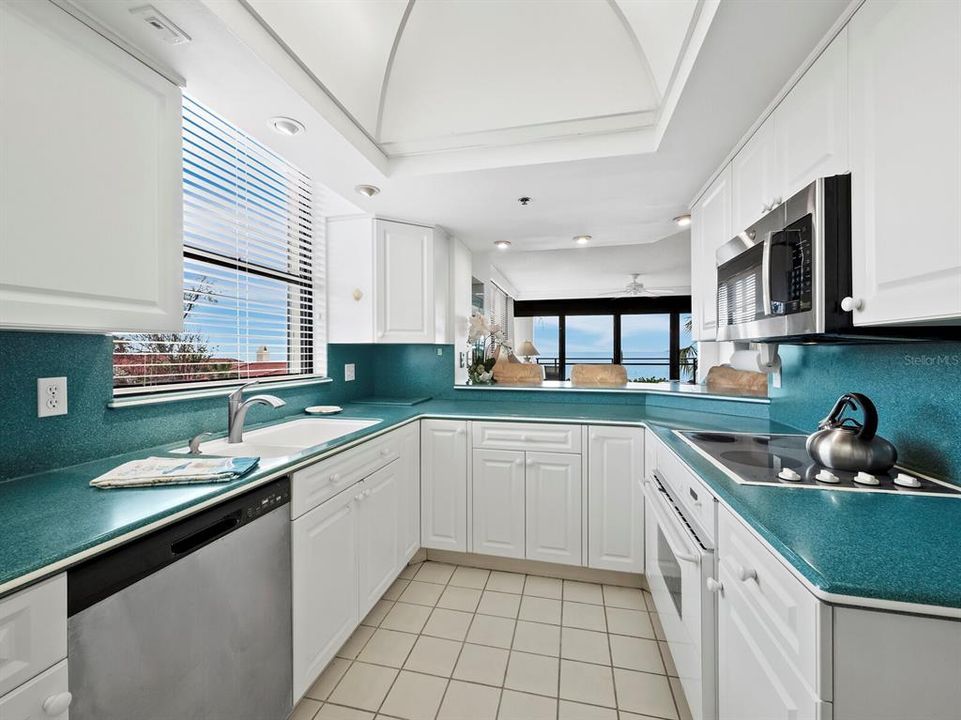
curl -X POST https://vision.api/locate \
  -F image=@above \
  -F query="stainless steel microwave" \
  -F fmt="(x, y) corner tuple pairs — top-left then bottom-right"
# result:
(715, 175), (853, 342)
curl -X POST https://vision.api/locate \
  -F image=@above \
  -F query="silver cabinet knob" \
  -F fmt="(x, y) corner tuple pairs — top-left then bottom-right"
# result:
(841, 296), (864, 312)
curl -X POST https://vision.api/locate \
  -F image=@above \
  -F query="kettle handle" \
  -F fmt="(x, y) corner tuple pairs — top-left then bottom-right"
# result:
(846, 393), (878, 441)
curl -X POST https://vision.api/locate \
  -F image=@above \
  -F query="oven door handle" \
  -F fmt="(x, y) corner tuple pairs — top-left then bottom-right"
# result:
(761, 231), (773, 316)
(645, 474), (702, 565)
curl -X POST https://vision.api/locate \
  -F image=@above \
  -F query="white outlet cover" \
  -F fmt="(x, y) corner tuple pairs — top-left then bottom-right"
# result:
(37, 377), (68, 417)
(344, 363), (355, 382)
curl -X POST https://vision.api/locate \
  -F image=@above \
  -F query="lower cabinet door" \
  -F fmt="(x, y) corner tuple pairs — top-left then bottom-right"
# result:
(421, 420), (468, 551)
(472, 449), (526, 558)
(587, 426), (645, 572)
(357, 461), (401, 616)
(717, 562), (824, 720)
(392, 423), (421, 565)
(292, 489), (359, 702)
(525, 452), (582, 566)
(0, 660), (70, 720)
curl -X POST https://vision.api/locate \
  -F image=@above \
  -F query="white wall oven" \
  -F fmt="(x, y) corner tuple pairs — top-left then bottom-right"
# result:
(644, 471), (716, 720)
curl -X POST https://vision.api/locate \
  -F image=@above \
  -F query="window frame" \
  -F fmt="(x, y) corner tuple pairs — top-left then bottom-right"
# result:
(112, 98), (326, 397)
(515, 296), (693, 381)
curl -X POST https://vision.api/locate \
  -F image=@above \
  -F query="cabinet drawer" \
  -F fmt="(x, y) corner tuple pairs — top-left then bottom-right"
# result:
(0, 575), (66, 698)
(291, 425), (413, 519)
(0, 659), (69, 720)
(655, 443), (716, 543)
(718, 506), (829, 698)
(472, 422), (581, 453)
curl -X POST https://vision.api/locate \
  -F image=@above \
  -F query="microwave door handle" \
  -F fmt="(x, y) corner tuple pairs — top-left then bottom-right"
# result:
(761, 231), (773, 316)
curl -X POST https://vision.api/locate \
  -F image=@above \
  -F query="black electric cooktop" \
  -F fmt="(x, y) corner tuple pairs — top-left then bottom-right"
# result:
(675, 431), (961, 497)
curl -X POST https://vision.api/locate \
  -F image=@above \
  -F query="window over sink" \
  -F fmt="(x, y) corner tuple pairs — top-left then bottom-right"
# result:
(112, 97), (325, 394)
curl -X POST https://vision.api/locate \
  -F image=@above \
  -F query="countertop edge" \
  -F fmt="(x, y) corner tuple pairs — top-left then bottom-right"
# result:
(3, 409), (957, 618)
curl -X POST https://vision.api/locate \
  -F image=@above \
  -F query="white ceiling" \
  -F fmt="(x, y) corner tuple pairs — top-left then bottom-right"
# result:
(489, 232), (692, 301)
(244, 0), (698, 162)
(65, 0), (850, 299)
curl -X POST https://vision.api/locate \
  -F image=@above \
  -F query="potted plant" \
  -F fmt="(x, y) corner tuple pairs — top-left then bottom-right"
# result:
(466, 313), (511, 385)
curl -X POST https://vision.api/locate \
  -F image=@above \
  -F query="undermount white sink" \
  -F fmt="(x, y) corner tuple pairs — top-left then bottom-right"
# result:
(176, 418), (381, 459)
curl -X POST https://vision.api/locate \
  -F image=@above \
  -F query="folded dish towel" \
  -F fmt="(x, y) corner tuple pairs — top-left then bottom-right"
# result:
(90, 456), (260, 489)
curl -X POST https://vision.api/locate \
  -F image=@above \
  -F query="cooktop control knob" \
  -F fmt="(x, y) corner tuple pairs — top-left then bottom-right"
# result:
(815, 469), (840, 484)
(778, 468), (802, 482)
(894, 473), (921, 488)
(854, 471), (880, 486)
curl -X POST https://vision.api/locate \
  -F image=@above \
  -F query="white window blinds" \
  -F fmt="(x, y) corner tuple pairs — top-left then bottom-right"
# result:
(489, 281), (513, 349)
(113, 97), (324, 392)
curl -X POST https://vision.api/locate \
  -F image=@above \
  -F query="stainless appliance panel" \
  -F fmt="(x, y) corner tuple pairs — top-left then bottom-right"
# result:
(68, 491), (292, 720)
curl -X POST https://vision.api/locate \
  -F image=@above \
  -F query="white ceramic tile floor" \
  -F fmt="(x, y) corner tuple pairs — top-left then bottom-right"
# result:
(296, 562), (689, 720)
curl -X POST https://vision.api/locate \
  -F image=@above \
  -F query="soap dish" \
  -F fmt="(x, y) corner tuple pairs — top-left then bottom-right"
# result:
(305, 405), (343, 415)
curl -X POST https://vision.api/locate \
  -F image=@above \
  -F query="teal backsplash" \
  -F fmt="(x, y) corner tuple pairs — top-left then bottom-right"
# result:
(771, 342), (961, 479)
(0, 333), (377, 479)
(2, 335), (765, 480)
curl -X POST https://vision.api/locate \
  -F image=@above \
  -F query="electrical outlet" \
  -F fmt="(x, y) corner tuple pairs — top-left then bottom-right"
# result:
(436, 347), (443, 356)
(344, 363), (355, 382)
(37, 377), (68, 417)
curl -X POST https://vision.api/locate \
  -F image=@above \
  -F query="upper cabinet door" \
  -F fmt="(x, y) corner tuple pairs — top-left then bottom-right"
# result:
(848, 0), (961, 324)
(732, 116), (778, 233)
(375, 220), (436, 342)
(690, 165), (733, 341)
(774, 28), (849, 200)
(0, 1), (183, 333)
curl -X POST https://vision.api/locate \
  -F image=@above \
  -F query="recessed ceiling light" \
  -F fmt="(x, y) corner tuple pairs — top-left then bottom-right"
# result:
(355, 184), (381, 198)
(573, 235), (591, 245)
(673, 214), (692, 227)
(494, 240), (512, 250)
(268, 116), (305, 136)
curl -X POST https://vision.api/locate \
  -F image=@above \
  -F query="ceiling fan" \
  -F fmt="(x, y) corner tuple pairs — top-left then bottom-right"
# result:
(600, 273), (688, 298)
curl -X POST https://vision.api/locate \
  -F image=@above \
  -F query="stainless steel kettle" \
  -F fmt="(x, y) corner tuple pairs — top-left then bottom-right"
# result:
(806, 393), (898, 473)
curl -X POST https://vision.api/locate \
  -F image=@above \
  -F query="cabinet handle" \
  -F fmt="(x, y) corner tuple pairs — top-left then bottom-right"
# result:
(354, 492), (364, 502)
(42, 692), (72, 717)
(733, 563), (757, 582)
(514, 458), (523, 466)
(526, 458), (534, 466)
(456, 428), (466, 436)
(330, 473), (342, 484)
(841, 296), (864, 312)
(380, 448), (390, 456)
(706, 577), (723, 593)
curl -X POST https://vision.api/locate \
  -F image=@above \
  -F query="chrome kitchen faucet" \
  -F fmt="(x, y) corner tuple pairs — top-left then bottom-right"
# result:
(227, 380), (286, 443)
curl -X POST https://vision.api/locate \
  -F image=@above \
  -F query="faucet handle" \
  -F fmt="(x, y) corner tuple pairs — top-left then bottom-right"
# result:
(228, 380), (259, 403)
(188, 432), (213, 454)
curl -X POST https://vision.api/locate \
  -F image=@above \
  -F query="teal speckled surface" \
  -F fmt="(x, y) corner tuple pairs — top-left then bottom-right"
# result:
(2, 400), (960, 612)
(772, 342), (961, 479)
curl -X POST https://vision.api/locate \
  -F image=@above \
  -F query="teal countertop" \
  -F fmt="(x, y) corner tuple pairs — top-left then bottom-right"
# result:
(2, 400), (959, 615)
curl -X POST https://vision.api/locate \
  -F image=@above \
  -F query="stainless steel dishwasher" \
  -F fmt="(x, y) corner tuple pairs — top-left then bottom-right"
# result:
(67, 477), (292, 720)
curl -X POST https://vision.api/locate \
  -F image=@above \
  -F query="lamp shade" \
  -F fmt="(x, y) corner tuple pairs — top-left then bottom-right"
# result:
(517, 340), (539, 357)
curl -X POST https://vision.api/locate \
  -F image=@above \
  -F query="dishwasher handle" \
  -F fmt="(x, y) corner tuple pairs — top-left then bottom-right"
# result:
(170, 510), (242, 556)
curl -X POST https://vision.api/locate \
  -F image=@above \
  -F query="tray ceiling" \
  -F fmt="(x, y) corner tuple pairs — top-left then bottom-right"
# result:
(245, 0), (700, 168)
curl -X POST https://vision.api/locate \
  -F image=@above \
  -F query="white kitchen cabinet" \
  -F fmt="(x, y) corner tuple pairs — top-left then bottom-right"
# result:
(357, 462), (401, 616)
(732, 116), (778, 233)
(716, 560), (826, 720)
(690, 165), (732, 341)
(327, 217), (452, 343)
(0, 575), (67, 699)
(525, 452), (582, 566)
(0, 660), (70, 720)
(774, 29), (849, 201)
(397, 423), (421, 565)
(587, 426), (644, 573)
(421, 419), (469, 551)
(847, 0), (961, 324)
(292, 488), (359, 701)
(0, 0), (182, 334)
(472, 449), (526, 559)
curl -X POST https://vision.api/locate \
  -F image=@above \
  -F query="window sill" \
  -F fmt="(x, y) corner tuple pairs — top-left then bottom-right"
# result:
(107, 376), (333, 409)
